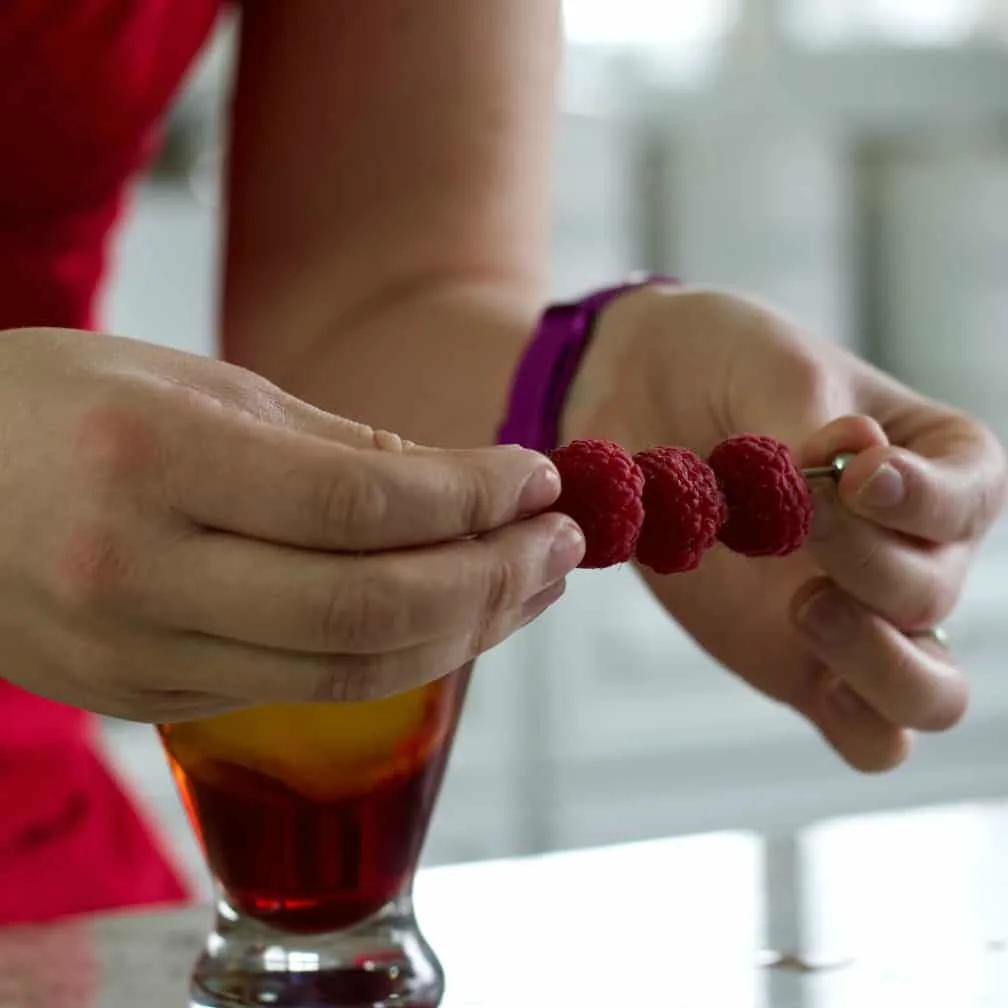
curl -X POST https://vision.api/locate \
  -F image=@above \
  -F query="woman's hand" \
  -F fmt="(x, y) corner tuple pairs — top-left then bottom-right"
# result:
(563, 286), (1007, 772)
(0, 328), (584, 722)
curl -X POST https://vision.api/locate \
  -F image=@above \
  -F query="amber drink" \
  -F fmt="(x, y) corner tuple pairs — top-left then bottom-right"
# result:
(159, 668), (468, 1008)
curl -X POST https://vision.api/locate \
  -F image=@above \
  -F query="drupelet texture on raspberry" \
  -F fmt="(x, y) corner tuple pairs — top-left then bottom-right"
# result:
(548, 439), (645, 568)
(706, 434), (811, 558)
(633, 446), (726, 574)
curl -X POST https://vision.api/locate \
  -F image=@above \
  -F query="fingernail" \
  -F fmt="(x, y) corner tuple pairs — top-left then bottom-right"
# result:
(797, 588), (855, 647)
(546, 519), (586, 580)
(518, 463), (561, 515)
(858, 463), (905, 510)
(522, 579), (566, 621)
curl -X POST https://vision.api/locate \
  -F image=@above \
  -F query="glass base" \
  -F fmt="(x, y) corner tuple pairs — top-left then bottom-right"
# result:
(189, 893), (443, 1008)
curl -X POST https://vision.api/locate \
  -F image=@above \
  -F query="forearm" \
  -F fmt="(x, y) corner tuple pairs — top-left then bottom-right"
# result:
(219, 0), (559, 445)
(237, 279), (541, 449)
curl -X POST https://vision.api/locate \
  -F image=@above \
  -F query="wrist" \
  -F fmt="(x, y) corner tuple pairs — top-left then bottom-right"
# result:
(558, 283), (676, 446)
(497, 276), (678, 452)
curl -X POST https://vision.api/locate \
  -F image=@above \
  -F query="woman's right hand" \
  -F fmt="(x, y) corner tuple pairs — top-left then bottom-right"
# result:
(0, 328), (583, 722)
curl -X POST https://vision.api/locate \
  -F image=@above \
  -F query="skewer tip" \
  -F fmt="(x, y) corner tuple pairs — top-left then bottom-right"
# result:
(802, 452), (855, 482)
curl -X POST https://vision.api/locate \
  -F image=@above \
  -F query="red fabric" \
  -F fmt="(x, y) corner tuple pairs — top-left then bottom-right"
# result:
(0, 0), (223, 923)
(0, 734), (189, 926)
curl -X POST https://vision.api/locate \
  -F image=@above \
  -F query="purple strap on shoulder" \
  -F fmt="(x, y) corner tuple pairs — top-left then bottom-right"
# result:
(496, 277), (675, 451)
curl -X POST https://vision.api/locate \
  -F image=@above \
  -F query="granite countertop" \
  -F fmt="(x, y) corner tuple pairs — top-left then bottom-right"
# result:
(2, 808), (1008, 1007)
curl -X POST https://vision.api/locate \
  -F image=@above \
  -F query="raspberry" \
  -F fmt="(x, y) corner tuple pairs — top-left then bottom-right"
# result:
(548, 439), (645, 568)
(707, 434), (811, 557)
(633, 447), (726, 574)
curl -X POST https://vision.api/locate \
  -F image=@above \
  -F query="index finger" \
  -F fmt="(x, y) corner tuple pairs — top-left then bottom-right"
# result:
(169, 412), (561, 551)
(838, 421), (1006, 545)
(800, 412), (1006, 545)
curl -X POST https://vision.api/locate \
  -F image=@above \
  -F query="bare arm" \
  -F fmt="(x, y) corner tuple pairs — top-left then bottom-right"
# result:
(222, 0), (560, 447)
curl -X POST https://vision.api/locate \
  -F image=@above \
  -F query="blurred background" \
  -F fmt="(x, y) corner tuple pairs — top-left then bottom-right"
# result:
(99, 0), (1008, 912)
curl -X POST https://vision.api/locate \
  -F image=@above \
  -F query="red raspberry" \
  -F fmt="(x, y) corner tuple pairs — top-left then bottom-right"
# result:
(548, 439), (645, 568)
(706, 434), (811, 558)
(633, 447), (726, 574)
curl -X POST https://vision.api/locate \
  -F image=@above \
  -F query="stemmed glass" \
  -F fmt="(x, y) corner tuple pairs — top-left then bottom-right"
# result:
(158, 667), (469, 1008)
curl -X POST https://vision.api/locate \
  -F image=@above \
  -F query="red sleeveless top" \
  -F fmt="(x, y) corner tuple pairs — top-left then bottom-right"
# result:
(0, 0), (222, 924)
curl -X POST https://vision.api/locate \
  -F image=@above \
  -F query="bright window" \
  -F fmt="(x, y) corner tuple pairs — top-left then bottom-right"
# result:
(562, 0), (991, 49)
(786, 0), (988, 46)
(562, 0), (736, 49)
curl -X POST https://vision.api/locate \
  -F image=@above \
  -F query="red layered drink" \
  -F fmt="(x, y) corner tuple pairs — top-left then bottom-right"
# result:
(159, 670), (467, 934)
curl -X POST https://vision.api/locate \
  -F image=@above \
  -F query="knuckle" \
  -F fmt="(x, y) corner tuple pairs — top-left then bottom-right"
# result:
(724, 293), (839, 419)
(846, 533), (886, 585)
(976, 477), (1007, 539)
(469, 609), (519, 657)
(901, 654), (969, 734)
(319, 570), (405, 650)
(434, 455), (497, 533)
(843, 534), (957, 631)
(313, 464), (389, 540)
(900, 564), (959, 631)
(968, 414), (1005, 465)
(314, 663), (358, 703)
(479, 550), (522, 622)
(783, 351), (838, 423)
(462, 552), (526, 656)
(447, 449), (521, 533)
(975, 427), (1008, 533)
(940, 415), (1007, 541)
(457, 467), (496, 532)
(921, 493), (960, 541)
(903, 585), (955, 633)
(922, 690), (968, 733)
(313, 659), (388, 704)
(54, 523), (130, 612)
(73, 403), (159, 493)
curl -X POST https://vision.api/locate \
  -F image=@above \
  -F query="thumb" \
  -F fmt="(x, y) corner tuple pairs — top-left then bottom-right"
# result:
(795, 414), (890, 469)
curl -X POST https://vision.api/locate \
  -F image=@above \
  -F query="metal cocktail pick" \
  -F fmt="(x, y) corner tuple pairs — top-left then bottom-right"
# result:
(802, 452), (855, 483)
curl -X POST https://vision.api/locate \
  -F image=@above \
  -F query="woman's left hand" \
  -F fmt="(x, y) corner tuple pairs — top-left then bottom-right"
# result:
(562, 285), (1007, 771)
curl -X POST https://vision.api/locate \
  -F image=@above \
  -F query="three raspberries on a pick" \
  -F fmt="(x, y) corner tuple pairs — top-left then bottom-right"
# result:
(547, 434), (812, 573)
